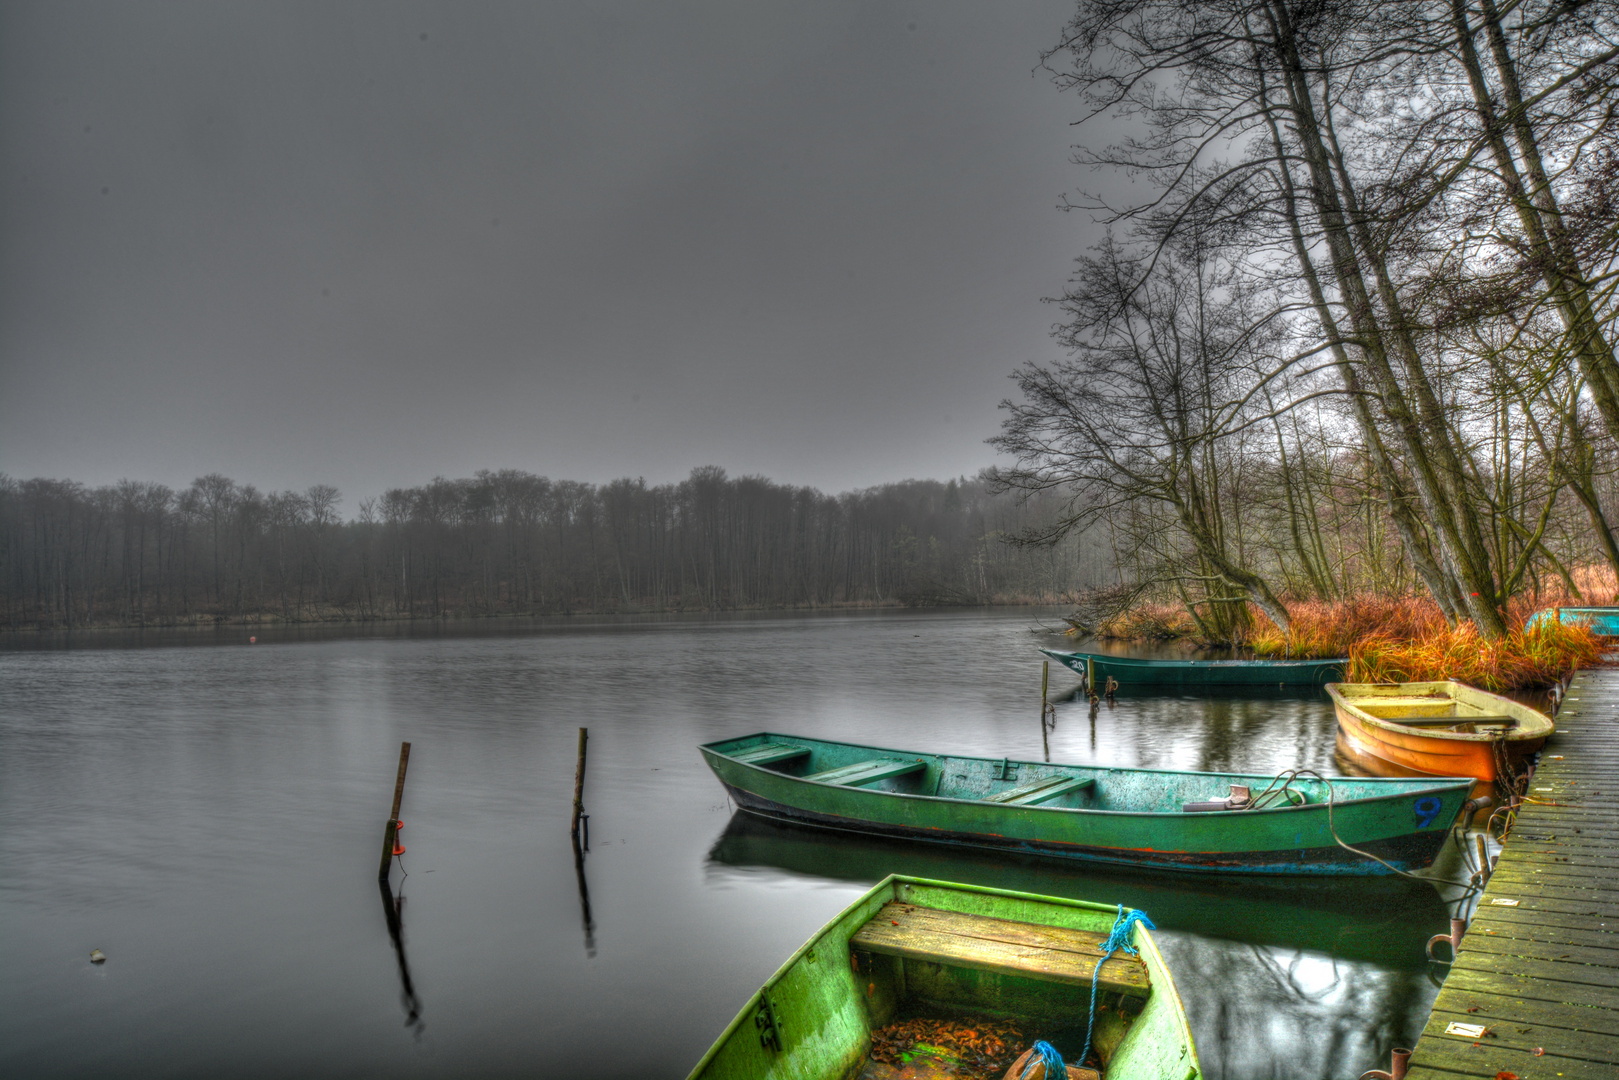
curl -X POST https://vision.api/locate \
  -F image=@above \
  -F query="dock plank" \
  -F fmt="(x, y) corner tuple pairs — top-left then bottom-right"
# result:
(1425, 988), (1619, 1038)
(1408, 665), (1619, 1079)
(849, 901), (1150, 997)
(1457, 932), (1619, 966)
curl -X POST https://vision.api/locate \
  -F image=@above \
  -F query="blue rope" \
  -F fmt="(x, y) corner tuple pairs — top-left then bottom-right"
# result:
(1019, 1040), (1065, 1080)
(1081, 905), (1155, 1068)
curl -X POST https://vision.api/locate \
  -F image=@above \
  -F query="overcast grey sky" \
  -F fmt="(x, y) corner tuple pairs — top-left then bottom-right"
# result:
(1, 1), (1104, 504)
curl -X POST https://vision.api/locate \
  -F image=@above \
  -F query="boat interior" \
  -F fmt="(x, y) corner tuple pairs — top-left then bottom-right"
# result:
(687, 876), (1191, 1080)
(709, 734), (1461, 814)
(849, 899), (1142, 1079)
(1347, 696), (1523, 733)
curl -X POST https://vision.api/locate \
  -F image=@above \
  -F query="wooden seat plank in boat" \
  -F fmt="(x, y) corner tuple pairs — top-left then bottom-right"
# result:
(850, 902), (1151, 997)
(983, 775), (1095, 805)
(730, 743), (812, 767)
(1389, 716), (1517, 728)
(803, 759), (926, 787)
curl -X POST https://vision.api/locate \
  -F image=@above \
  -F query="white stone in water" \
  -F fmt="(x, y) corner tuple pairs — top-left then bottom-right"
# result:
(89, 950), (106, 964)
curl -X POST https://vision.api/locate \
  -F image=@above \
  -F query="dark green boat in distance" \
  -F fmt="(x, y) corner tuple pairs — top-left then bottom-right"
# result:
(700, 733), (1474, 875)
(1040, 648), (1344, 689)
(688, 874), (1200, 1080)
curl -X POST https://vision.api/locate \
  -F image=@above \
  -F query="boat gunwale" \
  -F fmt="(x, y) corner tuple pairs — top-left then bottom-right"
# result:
(1325, 681), (1553, 746)
(682, 873), (1180, 1080)
(701, 732), (1475, 818)
(1041, 647), (1347, 670)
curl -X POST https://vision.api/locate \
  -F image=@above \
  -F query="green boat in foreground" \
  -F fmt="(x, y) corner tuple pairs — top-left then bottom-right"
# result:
(1040, 648), (1344, 689)
(688, 874), (1200, 1080)
(700, 733), (1475, 875)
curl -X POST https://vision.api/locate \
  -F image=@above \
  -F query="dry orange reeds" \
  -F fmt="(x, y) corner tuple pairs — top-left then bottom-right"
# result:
(1091, 602), (1198, 641)
(1079, 568), (1612, 687)
(1250, 596), (1448, 659)
(1344, 618), (1600, 691)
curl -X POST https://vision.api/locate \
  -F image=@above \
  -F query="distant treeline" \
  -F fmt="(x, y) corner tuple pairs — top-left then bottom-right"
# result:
(0, 467), (1107, 629)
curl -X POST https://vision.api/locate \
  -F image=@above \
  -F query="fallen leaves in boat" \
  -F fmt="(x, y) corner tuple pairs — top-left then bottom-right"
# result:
(868, 1016), (1027, 1078)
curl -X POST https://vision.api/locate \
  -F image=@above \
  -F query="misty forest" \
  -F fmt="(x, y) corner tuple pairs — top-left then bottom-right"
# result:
(0, 469), (1104, 628)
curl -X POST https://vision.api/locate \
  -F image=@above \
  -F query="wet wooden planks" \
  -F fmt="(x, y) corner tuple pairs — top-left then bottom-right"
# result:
(1408, 665), (1619, 1080)
(849, 902), (1151, 997)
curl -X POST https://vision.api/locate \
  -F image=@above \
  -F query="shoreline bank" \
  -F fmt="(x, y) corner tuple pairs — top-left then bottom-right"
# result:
(0, 598), (1072, 638)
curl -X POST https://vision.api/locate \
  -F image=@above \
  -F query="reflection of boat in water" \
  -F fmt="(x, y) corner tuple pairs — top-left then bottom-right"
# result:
(686, 874), (1200, 1080)
(707, 812), (1451, 969)
(701, 732), (1473, 875)
(1041, 648), (1344, 688)
(1326, 682), (1551, 795)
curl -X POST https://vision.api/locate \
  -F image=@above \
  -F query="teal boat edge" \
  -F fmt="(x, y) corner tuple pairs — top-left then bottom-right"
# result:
(701, 733), (1474, 877)
(1041, 648), (1345, 687)
(1526, 607), (1619, 635)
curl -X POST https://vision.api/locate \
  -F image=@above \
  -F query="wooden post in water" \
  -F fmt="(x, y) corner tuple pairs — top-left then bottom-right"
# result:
(379, 741), (411, 880)
(570, 727), (589, 842)
(1040, 661), (1051, 761)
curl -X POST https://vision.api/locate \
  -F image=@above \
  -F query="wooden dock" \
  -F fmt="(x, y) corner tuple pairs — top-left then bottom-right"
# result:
(1407, 665), (1619, 1080)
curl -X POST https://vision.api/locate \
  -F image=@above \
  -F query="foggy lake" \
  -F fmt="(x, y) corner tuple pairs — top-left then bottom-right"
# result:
(1, 608), (1458, 1079)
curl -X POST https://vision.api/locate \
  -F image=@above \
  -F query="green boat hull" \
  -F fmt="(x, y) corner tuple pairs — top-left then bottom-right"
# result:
(700, 733), (1473, 876)
(1040, 648), (1344, 688)
(688, 874), (1201, 1080)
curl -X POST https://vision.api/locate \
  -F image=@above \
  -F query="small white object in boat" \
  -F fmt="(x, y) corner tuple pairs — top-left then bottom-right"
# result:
(89, 949), (106, 964)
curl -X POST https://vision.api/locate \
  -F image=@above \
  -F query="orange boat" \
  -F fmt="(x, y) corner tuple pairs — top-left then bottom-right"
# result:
(1325, 682), (1553, 791)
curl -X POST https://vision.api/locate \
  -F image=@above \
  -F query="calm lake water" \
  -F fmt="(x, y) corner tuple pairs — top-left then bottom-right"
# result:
(0, 609), (1463, 1079)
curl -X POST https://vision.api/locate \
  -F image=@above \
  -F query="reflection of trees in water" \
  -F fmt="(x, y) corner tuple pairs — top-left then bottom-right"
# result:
(1066, 694), (1338, 777)
(1159, 933), (1427, 1080)
(1187, 700), (1337, 776)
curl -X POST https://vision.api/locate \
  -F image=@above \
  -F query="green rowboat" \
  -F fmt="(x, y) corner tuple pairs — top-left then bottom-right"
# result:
(1040, 648), (1344, 689)
(688, 874), (1200, 1080)
(700, 733), (1474, 875)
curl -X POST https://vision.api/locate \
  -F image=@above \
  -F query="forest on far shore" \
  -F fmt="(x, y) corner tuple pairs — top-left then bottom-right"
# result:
(0, 467), (1107, 630)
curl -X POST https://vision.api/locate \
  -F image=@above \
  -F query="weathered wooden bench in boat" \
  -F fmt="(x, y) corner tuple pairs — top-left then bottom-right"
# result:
(687, 875), (1200, 1080)
(701, 733), (1476, 875)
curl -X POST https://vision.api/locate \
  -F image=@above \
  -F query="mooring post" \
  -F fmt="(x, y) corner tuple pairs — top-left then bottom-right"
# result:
(570, 727), (589, 842)
(1041, 661), (1051, 762)
(379, 741), (412, 880)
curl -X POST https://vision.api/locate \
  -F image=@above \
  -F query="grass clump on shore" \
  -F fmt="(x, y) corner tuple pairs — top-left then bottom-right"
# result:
(1076, 582), (1608, 690)
(1344, 619), (1600, 692)
(1248, 596), (1447, 659)
(1091, 602), (1199, 640)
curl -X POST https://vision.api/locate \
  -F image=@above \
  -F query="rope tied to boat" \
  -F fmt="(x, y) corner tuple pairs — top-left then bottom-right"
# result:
(1019, 1040), (1065, 1080)
(1081, 905), (1155, 1068)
